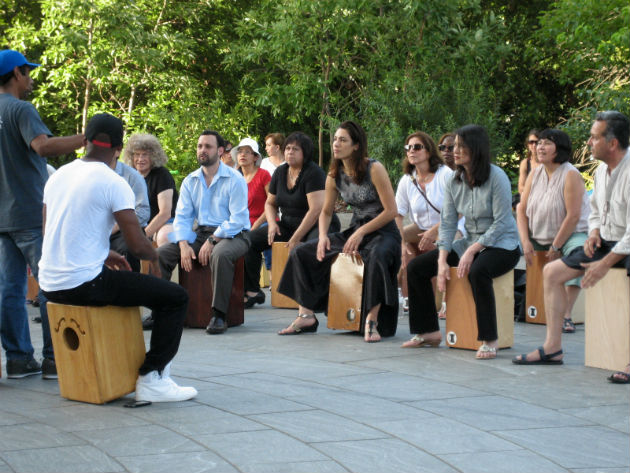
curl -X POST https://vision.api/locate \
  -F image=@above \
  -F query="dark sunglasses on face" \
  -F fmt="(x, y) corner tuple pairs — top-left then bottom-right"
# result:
(528, 140), (538, 145)
(438, 144), (454, 152)
(404, 143), (425, 152)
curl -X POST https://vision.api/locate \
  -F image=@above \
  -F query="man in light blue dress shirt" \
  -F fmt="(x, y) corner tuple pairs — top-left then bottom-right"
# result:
(156, 130), (250, 334)
(109, 157), (150, 272)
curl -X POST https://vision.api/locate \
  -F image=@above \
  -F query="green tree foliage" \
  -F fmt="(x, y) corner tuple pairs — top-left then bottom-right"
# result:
(532, 0), (629, 169)
(2, 0), (627, 188)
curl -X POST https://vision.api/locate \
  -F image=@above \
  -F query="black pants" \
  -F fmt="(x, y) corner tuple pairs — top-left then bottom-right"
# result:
(243, 215), (341, 293)
(42, 266), (188, 375)
(110, 231), (140, 273)
(407, 246), (520, 341)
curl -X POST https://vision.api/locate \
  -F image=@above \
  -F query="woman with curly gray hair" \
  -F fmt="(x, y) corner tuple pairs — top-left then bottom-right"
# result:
(124, 133), (178, 246)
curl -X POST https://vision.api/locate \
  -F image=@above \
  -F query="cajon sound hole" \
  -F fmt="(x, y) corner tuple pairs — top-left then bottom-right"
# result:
(63, 327), (80, 350)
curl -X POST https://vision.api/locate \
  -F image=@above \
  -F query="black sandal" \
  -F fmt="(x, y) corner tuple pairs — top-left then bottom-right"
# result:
(562, 317), (576, 333)
(512, 346), (563, 365)
(608, 364), (630, 384)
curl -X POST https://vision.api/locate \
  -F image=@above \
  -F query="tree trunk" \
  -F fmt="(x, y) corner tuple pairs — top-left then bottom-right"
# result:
(318, 58), (332, 167)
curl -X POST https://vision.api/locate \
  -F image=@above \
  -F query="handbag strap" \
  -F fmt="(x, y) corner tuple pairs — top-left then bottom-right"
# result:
(411, 176), (441, 215)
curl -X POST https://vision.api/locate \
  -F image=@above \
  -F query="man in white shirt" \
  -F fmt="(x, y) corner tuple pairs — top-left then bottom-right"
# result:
(39, 113), (197, 403)
(513, 111), (630, 367)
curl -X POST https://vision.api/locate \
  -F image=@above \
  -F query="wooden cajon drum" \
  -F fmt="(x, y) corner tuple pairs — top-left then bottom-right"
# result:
(259, 262), (271, 288)
(327, 253), (363, 331)
(26, 267), (39, 302)
(445, 268), (514, 350)
(584, 268), (630, 371)
(525, 251), (585, 325)
(271, 242), (299, 309)
(179, 257), (244, 328)
(47, 303), (145, 404)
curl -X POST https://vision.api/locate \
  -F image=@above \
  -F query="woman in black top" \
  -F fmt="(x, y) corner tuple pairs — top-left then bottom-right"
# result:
(243, 132), (339, 307)
(124, 133), (178, 246)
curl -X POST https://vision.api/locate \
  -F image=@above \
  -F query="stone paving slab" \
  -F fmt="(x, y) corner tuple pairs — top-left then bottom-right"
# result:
(0, 298), (628, 473)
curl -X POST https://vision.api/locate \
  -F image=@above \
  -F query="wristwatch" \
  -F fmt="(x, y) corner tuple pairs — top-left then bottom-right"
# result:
(208, 236), (219, 246)
(550, 244), (561, 252)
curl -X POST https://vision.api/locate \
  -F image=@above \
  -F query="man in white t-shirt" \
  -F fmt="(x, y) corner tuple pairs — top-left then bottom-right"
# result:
(39, 113), (197, 403)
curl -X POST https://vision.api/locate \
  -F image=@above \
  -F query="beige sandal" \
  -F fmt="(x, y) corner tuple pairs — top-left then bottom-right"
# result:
(476, 343), (497, 359)
(401, 334), (441, 348)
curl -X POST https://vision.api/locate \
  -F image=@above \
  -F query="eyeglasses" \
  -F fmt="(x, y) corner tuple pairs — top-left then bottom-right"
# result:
(438, 145), (454, 152)
(528, 140), (538, 145)
(404, 144), (425, 152)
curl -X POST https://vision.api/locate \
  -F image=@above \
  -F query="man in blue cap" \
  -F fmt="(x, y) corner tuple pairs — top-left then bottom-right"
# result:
(0, 49), (84, 378)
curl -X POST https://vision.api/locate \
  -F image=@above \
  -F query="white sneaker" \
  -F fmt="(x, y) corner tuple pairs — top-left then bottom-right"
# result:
(135, 370), (198, 402)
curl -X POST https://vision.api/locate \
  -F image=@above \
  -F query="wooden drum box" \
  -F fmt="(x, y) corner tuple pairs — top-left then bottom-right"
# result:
(584, 268), (630, 371)
(271, 242), (299, 309)
(47, 303), (145, 404)
(526, 251), (584, 325)
(179, 257), (244, 328)
(445, 269), (514, 350)
(327, 253), (364, 332)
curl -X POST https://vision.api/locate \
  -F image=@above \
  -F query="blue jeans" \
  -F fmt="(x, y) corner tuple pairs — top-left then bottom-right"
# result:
(0, 228), (53, 361)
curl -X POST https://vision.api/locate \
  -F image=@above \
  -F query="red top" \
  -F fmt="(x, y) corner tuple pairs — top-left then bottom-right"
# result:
(247, 168), (271, 226)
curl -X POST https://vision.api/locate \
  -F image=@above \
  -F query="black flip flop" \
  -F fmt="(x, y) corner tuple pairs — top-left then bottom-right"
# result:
(607, 371), (630, 384)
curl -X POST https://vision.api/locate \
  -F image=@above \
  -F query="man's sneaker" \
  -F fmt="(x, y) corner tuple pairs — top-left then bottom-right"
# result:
(135, 370), (197, 402)
(6, 358), (42, 378)
(42, 358), (58, 379)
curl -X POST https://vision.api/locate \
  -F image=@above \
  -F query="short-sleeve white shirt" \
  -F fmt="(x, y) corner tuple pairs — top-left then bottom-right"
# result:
(39, 159), (135, 291)
(260, 157), (283, 177)
(396, 165), (465, 234)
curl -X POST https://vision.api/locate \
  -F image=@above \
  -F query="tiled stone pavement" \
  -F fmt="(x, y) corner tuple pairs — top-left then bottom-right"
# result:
(0, 299), (628, 473)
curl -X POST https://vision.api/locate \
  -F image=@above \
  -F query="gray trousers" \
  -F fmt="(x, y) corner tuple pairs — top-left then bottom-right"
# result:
(158, 229), (249, 314)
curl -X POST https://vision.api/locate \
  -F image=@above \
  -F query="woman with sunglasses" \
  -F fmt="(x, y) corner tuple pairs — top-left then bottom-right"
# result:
(276, 121), (401, 342)
(438, 133), (456, 170)
(518, 130), (541, 194)
(404, 125), (520, 358)
(395, 132), (464, 311)
(515, 129), (589, 334)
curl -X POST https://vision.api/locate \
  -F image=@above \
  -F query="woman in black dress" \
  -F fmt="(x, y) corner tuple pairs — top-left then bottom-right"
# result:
(277, 121), (401, 342)
(243, 132), (339, 307)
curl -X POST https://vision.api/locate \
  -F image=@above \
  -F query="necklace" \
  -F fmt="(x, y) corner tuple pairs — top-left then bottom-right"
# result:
(288, 167), (300, 183)
(417, 172), (432, 184)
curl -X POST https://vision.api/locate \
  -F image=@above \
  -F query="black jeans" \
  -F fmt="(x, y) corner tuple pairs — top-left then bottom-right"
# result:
(243, 214), (341, 293)
(407, 246), (520, 341)
(42, 266), (188, 375)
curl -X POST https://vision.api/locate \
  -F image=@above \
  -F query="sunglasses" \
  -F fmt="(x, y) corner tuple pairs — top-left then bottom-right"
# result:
(404, 143), (425, 152)
(438, 144), (454, 152)
(528, 140), (538, 145)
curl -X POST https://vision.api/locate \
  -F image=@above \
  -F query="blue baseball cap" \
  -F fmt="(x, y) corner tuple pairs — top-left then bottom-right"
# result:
(0, 50), (40, 76)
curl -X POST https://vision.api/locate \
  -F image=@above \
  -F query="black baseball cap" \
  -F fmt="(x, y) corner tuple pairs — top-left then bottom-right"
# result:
(85, 113), (123, 148)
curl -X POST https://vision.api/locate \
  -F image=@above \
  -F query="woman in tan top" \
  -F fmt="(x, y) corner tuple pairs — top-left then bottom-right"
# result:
(516, 128), (590, 332)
